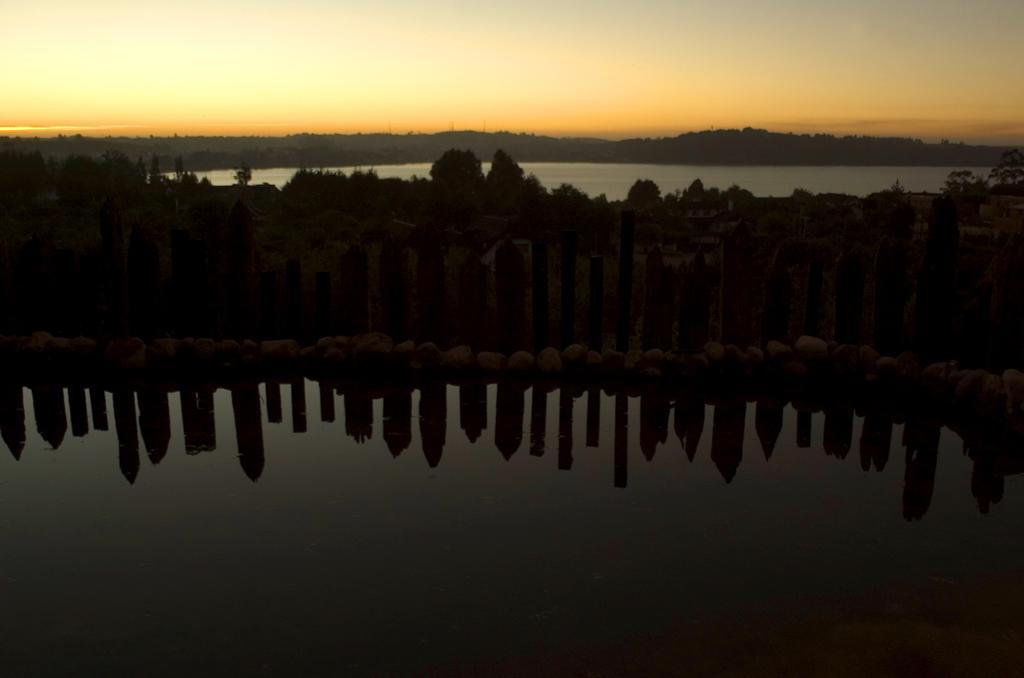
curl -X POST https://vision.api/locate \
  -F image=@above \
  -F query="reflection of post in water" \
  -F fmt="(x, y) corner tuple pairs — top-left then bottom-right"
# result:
(419, 381), (446, 468)
(67, 385), (89, 438)
(31, 385), (67, 450)
(755, 398), (784, 460)
(291, 379), (307, 433)
(639, 389), (670, 462)
(232, 385), (265, 482)
(673, 393), (704, 462)
(318, 381), (335, 423)
(180, 387), (216, 453)
(0, 385), (26, 460)
(711, 400), (746, 483)
(970, 455), (1004, 515)
(529, 384), (548, 457)
(901, 417), (941, 521)
(382, 389), (412, 457)
(859, 411), (892, 472)
(796, 410), (812, 448)
(265, 381), (283, 424)
(113, 390), (139, 484)
(823, 401), (853, 460)
(458, 382), (486, 443)
(585, 386), (600, 448)
(495, 382), (525, 461)
(89, 386), (108, 431)
(138, 388), (171, 465)
(344, 388), (373, 443)
(613, 392), (628, 488)
(558, 387), (575, 471)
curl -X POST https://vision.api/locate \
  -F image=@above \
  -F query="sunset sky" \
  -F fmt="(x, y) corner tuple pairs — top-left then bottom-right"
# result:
(2, 0), (1022, 143)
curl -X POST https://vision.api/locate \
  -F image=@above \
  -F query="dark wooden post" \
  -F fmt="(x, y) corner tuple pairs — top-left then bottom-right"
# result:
(588, 255), (603, 351)
(184, 239), (211, 337)
(874, 238), (909, 355)
(340, 245), (369, 336)
(616, 210), (635, 352)
(532, 242), (549, 351)
(225, 200), (255, 338)
(989, 239), (1024, 368)
(170, 230), (187, 335)
(416, 242), (446, 345)
(720, 222), (753, 346)
(496, 240), (526, 354)
(804, 260), (823, 337)
(586, 386), (600, 448)
(259, 271), (278, 339)
(458, 253), (487, 349)
(677, 251), (711, 351)
(128, 227), (161, 340)
(380, 238), (407, 340)
(315, 272), (331, 338)
(53, 248), (79, 337)
(0, 242), (12, 335)
(642, 247), (673, 349)
(285, 259), (302, 337)
(560, 230), (578, 348)
(915, 197), (959, 360)
(834, 252), (864, 345)
(761, 255), (791, 346)
(100, 198), (128, 337)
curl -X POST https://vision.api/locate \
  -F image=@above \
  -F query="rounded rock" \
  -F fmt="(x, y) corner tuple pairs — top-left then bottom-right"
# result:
(508, 350), (536, 372)
(794, 336), (828, 363)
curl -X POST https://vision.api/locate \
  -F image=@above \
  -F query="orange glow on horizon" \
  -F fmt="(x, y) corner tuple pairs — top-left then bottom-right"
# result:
(2, 1), (1022, 144)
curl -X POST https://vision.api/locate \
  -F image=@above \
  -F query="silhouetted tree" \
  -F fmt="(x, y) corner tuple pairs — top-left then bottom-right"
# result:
(234, 162), (252, 187)
(148, 154), (161, 186)
(944, 169), (987, 196)
(990, 149), (1024, 188)
(626, 178), (661, 208)
(485, 149), (526, 213)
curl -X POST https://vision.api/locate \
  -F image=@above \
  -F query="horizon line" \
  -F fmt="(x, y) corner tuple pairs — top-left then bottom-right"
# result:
(1, 125), (1019, 147)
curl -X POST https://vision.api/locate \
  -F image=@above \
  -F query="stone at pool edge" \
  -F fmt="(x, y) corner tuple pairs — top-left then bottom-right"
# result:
(508, 351), (535, 372)
(537, 347), (563, 374)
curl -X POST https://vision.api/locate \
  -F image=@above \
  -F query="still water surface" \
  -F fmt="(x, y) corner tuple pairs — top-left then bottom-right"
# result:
(193, 163), (984, 198)
(0, 381), (1021, 675)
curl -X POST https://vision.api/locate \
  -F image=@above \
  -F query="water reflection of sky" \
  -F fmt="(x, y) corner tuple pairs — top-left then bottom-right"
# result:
(0, 381), (1021, 676)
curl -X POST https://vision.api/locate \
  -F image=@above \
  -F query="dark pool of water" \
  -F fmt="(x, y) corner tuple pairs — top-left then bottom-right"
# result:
(0, 381), (1021, 676)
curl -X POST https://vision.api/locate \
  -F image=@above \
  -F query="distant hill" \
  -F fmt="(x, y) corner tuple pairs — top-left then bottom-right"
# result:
(1, 128), (1010, 171)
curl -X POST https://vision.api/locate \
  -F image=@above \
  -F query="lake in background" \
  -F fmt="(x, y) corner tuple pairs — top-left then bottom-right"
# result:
(1, 380), (1022, 676)
(192, 163), (986, 199)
